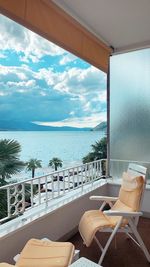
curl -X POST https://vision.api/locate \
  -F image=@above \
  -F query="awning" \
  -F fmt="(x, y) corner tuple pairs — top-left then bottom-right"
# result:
(0, 0), (112, 73)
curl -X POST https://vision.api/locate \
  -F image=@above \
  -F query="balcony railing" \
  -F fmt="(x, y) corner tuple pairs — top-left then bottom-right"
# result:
(0, 159), (106, 224)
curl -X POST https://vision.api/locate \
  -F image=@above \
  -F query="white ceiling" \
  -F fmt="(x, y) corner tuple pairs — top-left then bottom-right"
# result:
(53, 0), (150, 54)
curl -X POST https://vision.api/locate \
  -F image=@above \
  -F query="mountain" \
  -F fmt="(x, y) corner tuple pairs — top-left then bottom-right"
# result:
(0, 120), (91, 131)
(92, 121), (107, 131)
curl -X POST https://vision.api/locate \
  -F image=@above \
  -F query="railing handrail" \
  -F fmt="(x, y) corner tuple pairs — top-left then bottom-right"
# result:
(0, 159), (106, 190)
(0, 159), (106, 224)
(110, 159), (150, 164)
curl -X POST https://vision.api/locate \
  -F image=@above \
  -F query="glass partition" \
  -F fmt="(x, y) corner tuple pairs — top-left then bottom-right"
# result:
(110, 49), (150, 182)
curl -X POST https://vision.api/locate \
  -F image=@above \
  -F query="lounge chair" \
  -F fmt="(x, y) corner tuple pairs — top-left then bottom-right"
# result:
(79, 163), (150, 265)
(0, 239), (74, 267)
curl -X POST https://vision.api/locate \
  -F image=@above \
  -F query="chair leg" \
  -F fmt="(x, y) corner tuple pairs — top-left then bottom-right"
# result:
(94, 236), (103, 252)
(114, 235), (117, 249)
(98, 218), (122, 265)
(128, 218), (150, 262)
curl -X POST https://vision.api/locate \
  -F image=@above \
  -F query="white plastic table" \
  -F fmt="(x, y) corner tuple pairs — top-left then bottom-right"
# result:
(70, 257), (102, 266)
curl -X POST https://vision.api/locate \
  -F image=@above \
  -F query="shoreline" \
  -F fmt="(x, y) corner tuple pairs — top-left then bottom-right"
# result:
(9, 160), (82, 182)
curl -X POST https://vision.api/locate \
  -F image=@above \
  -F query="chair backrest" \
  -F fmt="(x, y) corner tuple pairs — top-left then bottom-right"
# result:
(127, 163), (147, 180)
(113, 164), (147, 214)
(128, 163), (147, 208)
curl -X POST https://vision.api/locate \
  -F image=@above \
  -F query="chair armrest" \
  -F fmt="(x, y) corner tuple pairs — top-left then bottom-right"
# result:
(103, 210), (143, 217)
(90, 196), (118, 202)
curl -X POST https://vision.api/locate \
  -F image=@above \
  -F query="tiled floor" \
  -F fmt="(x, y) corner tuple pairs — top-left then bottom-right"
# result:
(70, 217), (150, 267)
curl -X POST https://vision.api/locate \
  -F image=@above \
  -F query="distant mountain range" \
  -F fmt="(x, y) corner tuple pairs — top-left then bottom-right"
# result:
(0, 120), (107, 131)
(0, 120), (91, 131)
(92, 121), (107, 131)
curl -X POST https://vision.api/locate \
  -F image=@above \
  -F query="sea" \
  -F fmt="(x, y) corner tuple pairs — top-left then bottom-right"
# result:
(0, 131), (105, 180)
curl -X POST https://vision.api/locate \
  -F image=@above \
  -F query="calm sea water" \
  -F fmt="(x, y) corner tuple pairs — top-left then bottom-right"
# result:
(0, 131), (105, 178)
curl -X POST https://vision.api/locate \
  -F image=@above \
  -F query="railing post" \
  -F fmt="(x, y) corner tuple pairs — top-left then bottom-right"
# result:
(51, 174), (54, 199)
(7, 187), (11, 219)
(38, 177), (41, 205)
(22, 183), (25, 212)
(91, 162), (94, 186)
(57, 173), (60, 197)
(72, 168), (75, 190)
(30, 180), (34, 208)
(68, 170), (70, 192)
(77, 167), (79, 188)
(63, 170), (65, 195)
(81, 165), (83, 192)
(45, 176), (48, 208)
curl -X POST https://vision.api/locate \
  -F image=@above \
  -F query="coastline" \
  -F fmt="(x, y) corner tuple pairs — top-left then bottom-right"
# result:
(9, 160), (82, 182)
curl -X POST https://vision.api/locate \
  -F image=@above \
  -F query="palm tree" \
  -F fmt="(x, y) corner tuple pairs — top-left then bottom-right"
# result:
(0, 139), (25, 181)
(82, 137), (107, 175)
(26, 158), (42, 178)
(48, 157), (63, 171)
(82, 137), (107, 164)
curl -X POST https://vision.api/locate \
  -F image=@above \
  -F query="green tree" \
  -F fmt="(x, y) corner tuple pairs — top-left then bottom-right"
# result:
(26, 158), (42, 178)
(82, 137), (107, 163)
(0, 179), (7, 220)
(82, 137), (107, 175)
(49, 157), (63, 171)
(0, 139), (25, 181)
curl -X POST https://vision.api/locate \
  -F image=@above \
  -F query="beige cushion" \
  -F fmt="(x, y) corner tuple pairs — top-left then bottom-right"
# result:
(119, 175), (144, 211)
(79, 210), (121, 247)
(0, 264), (14, 267)
(122, 172), (138, 191)
(16, 239), (74, 267)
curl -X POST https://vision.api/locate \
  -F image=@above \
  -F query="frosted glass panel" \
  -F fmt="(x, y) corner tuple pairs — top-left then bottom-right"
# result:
(110, 49), (150, 178)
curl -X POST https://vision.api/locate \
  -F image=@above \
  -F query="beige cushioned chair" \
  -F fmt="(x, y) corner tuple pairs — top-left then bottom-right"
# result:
(79, 163), (150, 265)
(0, 239), (74, 267)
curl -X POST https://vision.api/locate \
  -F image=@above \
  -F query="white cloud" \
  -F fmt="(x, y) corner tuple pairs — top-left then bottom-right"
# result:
(0, 65), (28, 80)
(0, 65), (38, 97)
(40, 91), (47, 96)
(69, 111), (75, 116)
(7, 80), (36, 88)
(54, 66), (106, 95)
(34, 68), (59, 87)
(17, 72), (27, 80)
(35, 65), (106, 97)
(0, 53), (6, 59)
(0, 90), (8, 96)
(59, 54), (77, 65)
(0, 15), (65, 63)
(33, 112), (106, 128)
(83, 102), (91, 111)
(91, 91), (107, 104)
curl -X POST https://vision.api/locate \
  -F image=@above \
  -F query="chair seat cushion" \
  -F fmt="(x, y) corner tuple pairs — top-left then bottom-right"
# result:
(16, 239), (74, 267)
(79, 210), (120, 247)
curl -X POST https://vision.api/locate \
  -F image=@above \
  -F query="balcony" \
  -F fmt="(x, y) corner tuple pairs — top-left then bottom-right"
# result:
(0, 1), (150, 266)
(0, 159), (150, 266)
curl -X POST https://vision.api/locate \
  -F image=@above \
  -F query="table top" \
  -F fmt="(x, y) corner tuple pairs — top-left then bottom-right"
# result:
(70, 257), (102, 267)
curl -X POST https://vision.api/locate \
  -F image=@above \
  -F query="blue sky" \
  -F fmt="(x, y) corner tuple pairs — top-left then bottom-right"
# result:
(0, 15), (107, 129)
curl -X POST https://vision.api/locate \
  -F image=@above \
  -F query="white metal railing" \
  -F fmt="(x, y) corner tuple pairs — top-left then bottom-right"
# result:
(0, 159), (106, 224)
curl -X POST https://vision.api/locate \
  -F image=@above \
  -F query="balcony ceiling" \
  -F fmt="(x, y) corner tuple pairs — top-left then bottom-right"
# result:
(53, 0), (150, 54)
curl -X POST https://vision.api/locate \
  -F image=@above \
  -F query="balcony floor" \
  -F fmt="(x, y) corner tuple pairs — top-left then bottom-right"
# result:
(70, 217), (150, 267)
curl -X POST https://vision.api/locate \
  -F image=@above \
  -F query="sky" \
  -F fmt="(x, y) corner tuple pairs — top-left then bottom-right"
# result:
(0, 15), (107, 129)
